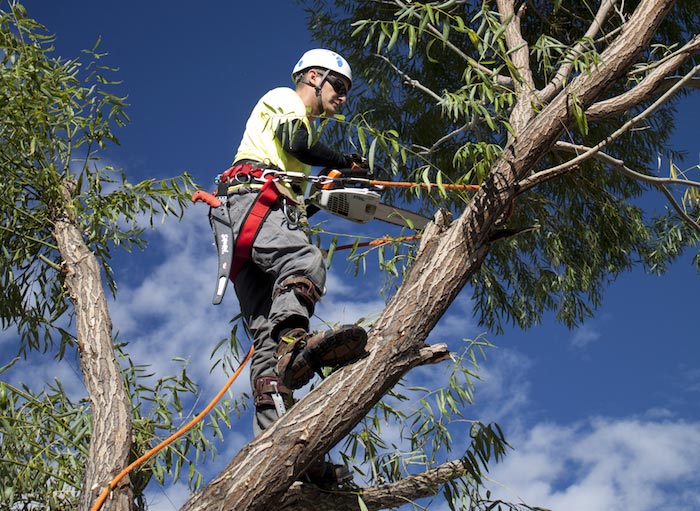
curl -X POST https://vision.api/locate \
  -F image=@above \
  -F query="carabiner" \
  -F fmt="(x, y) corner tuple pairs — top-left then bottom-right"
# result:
(259, 169), (280, 182)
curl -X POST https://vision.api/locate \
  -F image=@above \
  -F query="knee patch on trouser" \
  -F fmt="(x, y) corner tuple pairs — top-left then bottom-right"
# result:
(275, 276), (322, 312)
(253, 376), (294, 417)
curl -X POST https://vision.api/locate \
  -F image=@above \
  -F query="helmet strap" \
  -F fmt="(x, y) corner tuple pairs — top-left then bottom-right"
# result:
(314, 69), (329, 113)
(299, 68), (330, 115)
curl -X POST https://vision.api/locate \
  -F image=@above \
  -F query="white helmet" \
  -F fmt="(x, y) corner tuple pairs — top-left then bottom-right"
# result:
(292, 48), (352, 90)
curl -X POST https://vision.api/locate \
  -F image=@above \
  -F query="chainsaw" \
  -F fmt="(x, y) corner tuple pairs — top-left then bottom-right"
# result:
(306, 169), (431, 230)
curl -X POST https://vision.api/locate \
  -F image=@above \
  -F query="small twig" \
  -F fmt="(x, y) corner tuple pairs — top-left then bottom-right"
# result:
(372, 53), (443, 103)
(391, 0), (513, 87)
(538, 0), (617, 103)
(521, 63), (700, 189)
(541, 141), (700, 235)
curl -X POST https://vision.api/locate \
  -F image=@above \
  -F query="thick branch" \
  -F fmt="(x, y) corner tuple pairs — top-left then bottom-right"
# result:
(587, 35), (700, 121)
(519, 63), (700, 192)
(496, 0), (537, 134)
(280, 458), (473, 511)
(54, 181), (133, 511)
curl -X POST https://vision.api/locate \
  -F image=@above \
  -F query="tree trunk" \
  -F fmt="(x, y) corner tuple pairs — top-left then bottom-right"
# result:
(53, 182), (134, 511)
(181, 1), (676, 509)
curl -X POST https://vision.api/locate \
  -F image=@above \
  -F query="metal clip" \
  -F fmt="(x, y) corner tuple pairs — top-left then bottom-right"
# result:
(283, 197), (300, 226)
(270, 380), (287, 418)
(259, 169), (280, 182)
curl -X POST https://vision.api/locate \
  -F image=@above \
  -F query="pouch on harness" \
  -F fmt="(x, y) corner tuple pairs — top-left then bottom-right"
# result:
(192, 163), (287, 305)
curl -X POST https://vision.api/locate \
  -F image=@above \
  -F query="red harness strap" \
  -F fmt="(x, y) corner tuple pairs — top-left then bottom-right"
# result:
(218, 163), (283, 281)
(229, 176), (279, 280)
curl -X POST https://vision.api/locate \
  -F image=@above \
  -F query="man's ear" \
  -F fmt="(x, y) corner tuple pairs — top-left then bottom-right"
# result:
(305, 69), (317, 87)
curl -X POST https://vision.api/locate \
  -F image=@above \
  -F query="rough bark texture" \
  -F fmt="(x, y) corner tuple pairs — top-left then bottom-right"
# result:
(180, 1), (681, 510)
(54, 182), (134, 511)
(279, 458), (473, 511)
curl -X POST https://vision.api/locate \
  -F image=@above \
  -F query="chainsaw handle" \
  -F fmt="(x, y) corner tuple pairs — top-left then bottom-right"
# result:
(192, 190), (222, 208)
(317, 167), (373, 190)
(319, 169), (343, 190)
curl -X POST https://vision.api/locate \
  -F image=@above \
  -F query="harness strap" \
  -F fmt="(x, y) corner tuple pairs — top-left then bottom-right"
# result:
(194, 163), (299, 303)
(253, 376), (293, 417)
(229, 175), (280, 281)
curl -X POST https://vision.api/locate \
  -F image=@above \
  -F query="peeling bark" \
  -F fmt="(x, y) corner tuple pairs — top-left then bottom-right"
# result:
(53, 181), (133, 511)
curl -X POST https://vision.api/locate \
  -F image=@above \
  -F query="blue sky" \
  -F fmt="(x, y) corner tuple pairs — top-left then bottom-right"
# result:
(3, 2), (700, 510)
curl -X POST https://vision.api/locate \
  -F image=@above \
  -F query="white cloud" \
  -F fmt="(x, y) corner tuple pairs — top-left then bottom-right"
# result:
(488, 418), (700, 511)
(570, 323), (602, 348)
(472, 347), (533, 426)
(146, 481), (190, 511)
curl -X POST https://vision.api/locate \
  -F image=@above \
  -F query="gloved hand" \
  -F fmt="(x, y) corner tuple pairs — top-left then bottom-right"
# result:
(343, 153), (369, 169)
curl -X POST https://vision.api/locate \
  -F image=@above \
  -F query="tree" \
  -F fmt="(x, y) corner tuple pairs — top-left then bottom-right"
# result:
(2, 1), (699, 511)
(181, 0), (700, 510)
(0, 3), (204, 510)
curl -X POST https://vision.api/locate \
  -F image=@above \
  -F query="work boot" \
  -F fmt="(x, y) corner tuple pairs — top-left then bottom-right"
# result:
(276, 324), (367, 389)
(302, 459), (354, 489)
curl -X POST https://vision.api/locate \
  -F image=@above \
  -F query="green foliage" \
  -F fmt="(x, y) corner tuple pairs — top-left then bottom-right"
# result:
(301, 0), (700, 332)
(120, 336), (249, 506)
(298, 1), (700, 509)
(0, 366), (87, 511)
(341, 337), (518, 509)
(0, 3), (213, 509)
(0, 2), (195, 357)
(0, 332), (249, 511)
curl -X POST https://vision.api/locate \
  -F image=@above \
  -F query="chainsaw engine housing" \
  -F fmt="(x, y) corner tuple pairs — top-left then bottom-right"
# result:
(311, 189), (381, 223)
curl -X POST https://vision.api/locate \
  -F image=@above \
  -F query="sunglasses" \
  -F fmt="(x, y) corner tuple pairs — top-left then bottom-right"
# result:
(325, 74), (349, 97)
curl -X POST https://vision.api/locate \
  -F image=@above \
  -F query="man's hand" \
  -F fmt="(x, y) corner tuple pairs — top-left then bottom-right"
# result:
(343, 153), (369, 169)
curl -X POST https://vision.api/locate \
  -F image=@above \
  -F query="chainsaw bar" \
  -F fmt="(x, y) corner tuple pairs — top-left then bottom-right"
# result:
(373, 202), (430, 230)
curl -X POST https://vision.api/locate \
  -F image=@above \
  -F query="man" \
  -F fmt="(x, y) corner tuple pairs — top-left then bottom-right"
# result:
(228, 49), (368, 485)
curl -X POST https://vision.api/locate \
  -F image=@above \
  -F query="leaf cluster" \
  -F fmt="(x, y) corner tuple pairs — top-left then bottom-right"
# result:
(300, 0), (700, 332)
(341, 338), (514, 509)
(0, 366), (87, 511)
(0, 2), (195, 356)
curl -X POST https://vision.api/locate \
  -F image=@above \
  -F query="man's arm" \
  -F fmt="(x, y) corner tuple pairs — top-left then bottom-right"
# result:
(276, 121), (351, 169)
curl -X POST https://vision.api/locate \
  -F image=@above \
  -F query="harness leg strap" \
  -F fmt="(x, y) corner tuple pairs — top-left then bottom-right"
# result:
(253, 376), (294, 418)
(274, 276), (323, 313)
(229, 178), (280, 280)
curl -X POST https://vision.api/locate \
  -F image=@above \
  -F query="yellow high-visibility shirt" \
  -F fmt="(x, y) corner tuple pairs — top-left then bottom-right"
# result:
(234, 87), (312, 175)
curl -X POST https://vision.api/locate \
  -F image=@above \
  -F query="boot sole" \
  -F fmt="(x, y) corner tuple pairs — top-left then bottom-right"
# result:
(307, 325), (368, 368)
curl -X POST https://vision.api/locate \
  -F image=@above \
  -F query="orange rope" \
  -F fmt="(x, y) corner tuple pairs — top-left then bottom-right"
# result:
(368, 180), (480, 191)
(334, 234), (422, 251)
(90, 344), (254, 511)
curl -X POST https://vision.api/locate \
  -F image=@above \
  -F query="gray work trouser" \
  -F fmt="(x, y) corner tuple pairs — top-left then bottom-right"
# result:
(229, 189), (326, 436)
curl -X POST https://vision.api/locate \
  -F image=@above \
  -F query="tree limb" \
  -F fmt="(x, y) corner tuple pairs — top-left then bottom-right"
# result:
(519, 62), (700, 192)
(280, 458), (474, 511)
(554, 141), (700, 235)
(587, 35), (700, 121)
(496, 0), (537, 135)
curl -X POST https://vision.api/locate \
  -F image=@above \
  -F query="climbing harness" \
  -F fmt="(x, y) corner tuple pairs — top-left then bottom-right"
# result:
(193, 164), (483, 304)
(192, 162), (294, 304)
